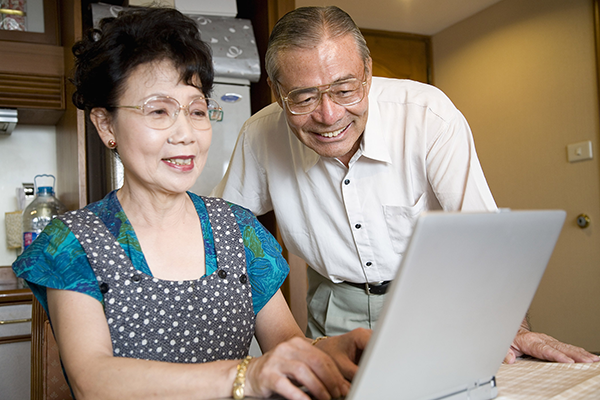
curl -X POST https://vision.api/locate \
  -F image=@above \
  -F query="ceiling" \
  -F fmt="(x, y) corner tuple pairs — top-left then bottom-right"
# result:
(294, 0), (503, 35)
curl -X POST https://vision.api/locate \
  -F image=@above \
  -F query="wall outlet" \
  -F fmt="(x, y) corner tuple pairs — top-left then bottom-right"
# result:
(567, 140), (593, 163)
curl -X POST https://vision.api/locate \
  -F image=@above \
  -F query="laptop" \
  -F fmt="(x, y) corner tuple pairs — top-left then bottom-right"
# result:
(345, 209), (566, 400)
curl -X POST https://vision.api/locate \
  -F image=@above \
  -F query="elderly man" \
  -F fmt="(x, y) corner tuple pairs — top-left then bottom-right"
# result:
(213, 6), (599, 364)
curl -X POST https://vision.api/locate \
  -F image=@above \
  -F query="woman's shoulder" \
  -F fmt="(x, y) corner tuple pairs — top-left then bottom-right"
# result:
(221, 199), (270, 239)
(16, 216), (75, 266)
(13, 216), (98, 295)
(227, 201), (259, 225)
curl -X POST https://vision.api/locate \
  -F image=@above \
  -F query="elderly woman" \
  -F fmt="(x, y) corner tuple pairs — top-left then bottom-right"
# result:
(13, 7), (368, 400)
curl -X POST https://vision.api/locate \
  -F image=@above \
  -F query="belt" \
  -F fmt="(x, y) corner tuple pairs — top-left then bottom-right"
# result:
(343, 280), (392, 295)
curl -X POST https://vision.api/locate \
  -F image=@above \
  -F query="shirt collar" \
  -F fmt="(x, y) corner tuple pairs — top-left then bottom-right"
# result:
(361, 94), (393, 164)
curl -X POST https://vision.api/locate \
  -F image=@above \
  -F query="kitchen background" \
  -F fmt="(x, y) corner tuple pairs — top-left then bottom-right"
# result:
(1, 0), (599, 357)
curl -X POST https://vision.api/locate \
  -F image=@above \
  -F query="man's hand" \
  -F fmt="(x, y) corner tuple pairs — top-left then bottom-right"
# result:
(312, 328), (372, 381)
(504, 328), (600, 364)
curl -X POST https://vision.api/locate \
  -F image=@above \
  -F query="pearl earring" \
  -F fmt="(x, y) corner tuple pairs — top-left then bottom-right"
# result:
(107, 139), (117, 148)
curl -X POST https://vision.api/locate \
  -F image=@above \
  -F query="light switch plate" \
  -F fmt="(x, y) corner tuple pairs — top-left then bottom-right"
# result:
(567, 140), (593, 163)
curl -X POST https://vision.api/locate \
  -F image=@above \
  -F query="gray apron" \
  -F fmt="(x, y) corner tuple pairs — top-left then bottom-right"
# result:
(59, 196), (255, 363)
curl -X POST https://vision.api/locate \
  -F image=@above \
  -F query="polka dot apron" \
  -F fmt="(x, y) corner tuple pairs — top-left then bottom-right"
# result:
(59, 197), (255, 363)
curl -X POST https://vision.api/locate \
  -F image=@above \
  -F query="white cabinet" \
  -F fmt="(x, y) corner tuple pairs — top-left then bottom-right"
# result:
(0, 291), (32, 400)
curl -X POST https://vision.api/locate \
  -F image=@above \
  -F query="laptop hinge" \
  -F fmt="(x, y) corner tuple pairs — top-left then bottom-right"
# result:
(434, 376), (498, 400)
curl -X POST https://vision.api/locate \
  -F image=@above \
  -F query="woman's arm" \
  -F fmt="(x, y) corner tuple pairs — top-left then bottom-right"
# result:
(50, 287), (350, 400)
(253, 290), (305, 352)
(48, 288), (240, 400)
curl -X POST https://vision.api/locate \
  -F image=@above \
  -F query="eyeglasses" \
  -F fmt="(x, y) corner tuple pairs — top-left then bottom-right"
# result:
(113, 96), (223, 131)
(280, 78), (368, 115)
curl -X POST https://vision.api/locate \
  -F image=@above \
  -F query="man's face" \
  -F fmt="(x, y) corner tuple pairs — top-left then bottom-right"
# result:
(272, 35), (372, 165)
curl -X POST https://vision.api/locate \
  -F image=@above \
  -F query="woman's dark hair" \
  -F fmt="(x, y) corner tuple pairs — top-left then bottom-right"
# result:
(71, 7), (213, 111)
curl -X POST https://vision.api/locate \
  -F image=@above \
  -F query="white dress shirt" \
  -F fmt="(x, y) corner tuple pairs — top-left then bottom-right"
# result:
(213, 77), (497, 283)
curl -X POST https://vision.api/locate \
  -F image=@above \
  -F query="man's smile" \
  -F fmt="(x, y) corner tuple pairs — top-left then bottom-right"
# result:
(314, 123), (350, 138)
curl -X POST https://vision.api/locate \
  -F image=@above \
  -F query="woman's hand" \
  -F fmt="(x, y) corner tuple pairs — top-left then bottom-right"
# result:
(245, 336), (350, 400)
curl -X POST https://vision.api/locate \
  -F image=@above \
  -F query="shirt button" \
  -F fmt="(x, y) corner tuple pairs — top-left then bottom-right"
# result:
(366, 262), (372, 267)
(344, 179), (350, 185)
(218, 270), (227, 279)
(131, 274), (141, 282)
(239, 274), (248, 284)
(355, 224), (361, 229)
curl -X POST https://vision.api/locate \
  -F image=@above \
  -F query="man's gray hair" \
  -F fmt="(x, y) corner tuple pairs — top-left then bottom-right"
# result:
(265, 6), (370, 92)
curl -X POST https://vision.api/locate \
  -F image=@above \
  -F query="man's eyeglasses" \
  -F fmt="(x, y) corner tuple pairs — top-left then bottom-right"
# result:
(280, 78), (368, 115)
(113, 96), (223, 131)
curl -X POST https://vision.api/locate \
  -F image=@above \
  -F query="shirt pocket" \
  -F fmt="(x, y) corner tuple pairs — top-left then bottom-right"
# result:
(383, 193), (428, 254)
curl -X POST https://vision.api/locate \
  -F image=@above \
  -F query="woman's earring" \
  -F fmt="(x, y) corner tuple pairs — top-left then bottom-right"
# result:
(107, 139), (117, 148)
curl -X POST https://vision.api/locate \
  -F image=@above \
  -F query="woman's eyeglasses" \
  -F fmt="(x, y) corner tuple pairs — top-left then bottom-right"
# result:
(113, 96), (223, 130)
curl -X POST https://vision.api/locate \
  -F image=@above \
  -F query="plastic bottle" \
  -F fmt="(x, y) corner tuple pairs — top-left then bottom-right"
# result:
(22, 175), (68, 251)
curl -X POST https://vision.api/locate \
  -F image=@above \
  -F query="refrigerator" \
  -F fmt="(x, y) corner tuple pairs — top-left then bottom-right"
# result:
(189, 77), (251, 196)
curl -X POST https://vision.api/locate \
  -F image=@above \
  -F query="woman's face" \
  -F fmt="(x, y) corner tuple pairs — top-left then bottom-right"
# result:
(95, 60), (212, 196)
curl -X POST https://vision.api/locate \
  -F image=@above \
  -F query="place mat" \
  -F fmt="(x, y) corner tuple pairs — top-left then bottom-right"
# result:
(496, 359), (600, 399)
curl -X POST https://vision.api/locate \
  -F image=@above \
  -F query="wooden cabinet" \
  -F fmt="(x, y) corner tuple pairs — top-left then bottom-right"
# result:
(0, 0), (60, 45)
(0, 41), (66, 125)
(55, 0), (87, 211)
(0, 0), (65, 125)
(0, 43), (66, 125)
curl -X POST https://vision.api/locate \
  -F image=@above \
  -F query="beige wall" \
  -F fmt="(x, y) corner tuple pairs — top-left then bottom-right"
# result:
(433, 0), (600, 350)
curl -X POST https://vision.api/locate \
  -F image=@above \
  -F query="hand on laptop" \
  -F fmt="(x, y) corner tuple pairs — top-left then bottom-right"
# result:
(505, 327), (600, 364)
(312, 328), (372, 381)
(245, 336), (350, 400)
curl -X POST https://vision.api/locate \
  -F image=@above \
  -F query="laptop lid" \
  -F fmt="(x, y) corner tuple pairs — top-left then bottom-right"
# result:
(346, 210), (566, 400)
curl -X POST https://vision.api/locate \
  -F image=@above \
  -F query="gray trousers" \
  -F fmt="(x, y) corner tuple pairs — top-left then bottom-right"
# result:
(305, 267), (388, 338)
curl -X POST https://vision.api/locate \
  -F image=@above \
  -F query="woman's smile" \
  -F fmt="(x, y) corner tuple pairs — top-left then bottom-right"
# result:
(163, 155), (195, 171)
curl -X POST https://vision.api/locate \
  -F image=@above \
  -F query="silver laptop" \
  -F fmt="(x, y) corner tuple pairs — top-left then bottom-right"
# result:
(346, 209), (566, 400)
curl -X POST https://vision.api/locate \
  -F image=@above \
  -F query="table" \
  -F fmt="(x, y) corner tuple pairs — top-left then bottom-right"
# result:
(496, 359), (600, 399)
(216, 359), (600, 400)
